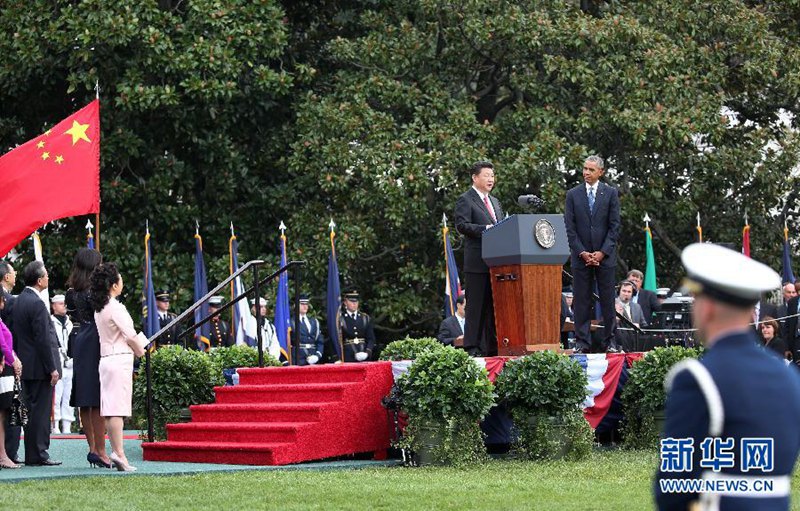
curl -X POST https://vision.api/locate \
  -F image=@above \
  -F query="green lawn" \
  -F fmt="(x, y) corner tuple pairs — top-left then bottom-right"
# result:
(4, 450), (800, 510)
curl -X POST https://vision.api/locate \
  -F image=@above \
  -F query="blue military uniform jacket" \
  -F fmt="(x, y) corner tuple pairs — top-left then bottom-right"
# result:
(340, 311), (375, 362)
(655, 330), (800, 510)
(292, 315), (325, 365)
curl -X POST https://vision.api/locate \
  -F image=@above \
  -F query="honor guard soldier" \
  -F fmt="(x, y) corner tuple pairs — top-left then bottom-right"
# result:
(655, 243), (800, 511)
(155, 290), (180, 347)
(340, 289), (375, 362)
(293, 294), (325, 365)
(207, 296), (232, 348)
(248, 297), (281, 361)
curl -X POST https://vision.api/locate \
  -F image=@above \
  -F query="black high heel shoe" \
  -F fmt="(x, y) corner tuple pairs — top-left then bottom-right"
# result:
(87, 452), (112, 469)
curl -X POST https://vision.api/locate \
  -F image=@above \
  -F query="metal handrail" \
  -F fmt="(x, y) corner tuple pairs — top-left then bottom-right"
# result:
(144, 259), (306, 442)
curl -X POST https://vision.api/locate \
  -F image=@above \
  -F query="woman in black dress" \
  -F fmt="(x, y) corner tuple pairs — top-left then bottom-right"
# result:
(66, 247), (110, 468)
(759, 315), (789, 359)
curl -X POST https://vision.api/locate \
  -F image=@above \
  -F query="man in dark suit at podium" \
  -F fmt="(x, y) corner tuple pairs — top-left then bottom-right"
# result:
(564, 155), (621, 353)
(455, 161), (504, 356)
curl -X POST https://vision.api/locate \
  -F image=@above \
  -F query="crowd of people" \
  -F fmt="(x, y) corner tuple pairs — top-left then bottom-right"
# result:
(0, 249), (146, 471)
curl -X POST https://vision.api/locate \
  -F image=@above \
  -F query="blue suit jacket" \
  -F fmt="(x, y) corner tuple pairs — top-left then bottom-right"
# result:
(655, 331), (800, 510)
(564, 182), (621, 267)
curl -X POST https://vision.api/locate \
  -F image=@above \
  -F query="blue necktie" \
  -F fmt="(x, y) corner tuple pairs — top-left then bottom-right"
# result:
(588, 188), (595, 213)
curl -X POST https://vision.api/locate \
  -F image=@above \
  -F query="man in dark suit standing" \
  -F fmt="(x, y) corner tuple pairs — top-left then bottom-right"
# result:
(14, 261), (61, 466)
(437, 294), (466, 347)
(564, 155), (621, 353)
(625, 269), (660, 325)
(455, 161), (504, 357)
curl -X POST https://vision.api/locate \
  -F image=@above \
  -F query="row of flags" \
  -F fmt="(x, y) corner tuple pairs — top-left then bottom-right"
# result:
(140, 220), (345, 362)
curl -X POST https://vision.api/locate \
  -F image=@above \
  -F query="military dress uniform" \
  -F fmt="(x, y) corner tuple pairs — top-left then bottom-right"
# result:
(155, 290), (180, 348)
(340, 306), (375, 363)
(654, 244), (800, 511)
(207, 296), (232, 348)
(294, 315), (325, 365)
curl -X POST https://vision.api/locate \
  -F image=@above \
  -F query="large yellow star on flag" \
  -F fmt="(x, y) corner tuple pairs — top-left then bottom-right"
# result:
(64, 120), (91, 146)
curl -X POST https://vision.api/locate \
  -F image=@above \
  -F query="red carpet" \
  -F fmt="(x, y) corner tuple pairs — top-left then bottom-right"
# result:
(141, 362), (393, 465)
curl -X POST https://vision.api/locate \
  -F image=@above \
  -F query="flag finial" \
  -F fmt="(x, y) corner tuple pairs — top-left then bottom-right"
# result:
(643, 213), (651, 228)
(146, 219), (150, 235)
(85, 219), (94, 231)
(442, 213), (447, 228)
(230, 222), (235, 237)
(95, 80), (100, 100)
(279, 221), (287, 234)
(696, 212), (701, 226)
(195, 220), (200, 236)
(744, 210), (748, 226)
(329, 218), (336, 231)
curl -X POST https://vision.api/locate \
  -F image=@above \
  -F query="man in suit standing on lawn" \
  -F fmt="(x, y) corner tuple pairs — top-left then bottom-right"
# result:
(13, 261), (61, 466)
(455, 161), (504, 357)
(564, 155), (621, 353)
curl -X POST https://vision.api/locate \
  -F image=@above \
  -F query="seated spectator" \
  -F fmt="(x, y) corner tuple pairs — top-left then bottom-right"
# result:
(437, 295), (466, 347)
(759, 316), (789, 360)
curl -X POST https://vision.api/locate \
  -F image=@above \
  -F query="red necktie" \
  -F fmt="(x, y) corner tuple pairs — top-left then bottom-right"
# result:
(483, 195), (496, 222)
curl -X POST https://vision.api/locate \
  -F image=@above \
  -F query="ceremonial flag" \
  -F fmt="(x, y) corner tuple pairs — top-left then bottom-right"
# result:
(193, 229), (211, 351)
(695, 212), (703, 243)
(327, 219), (343, 361)
(0, 100), (100, 257)
(643, 228), (657, 292)
(742, 216), (750, 258)
(31, 231), (50, 305)
(783, 221), (796, 284)
(86, 220), (95, 249)
(442, 214), (462, 318)
(274, 222), (291, 361)
(142, 225), (160, 340)
(230, 226), (256, 346)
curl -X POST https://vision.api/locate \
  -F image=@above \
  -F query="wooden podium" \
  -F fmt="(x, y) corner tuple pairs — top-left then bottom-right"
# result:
(482, 214), (570, 356)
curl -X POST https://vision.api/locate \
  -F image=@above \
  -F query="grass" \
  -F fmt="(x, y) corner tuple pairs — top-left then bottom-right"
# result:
(3, 450), (800, 510)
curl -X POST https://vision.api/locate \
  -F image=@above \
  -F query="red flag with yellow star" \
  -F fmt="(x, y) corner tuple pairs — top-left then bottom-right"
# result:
(0, 100), (100, 256)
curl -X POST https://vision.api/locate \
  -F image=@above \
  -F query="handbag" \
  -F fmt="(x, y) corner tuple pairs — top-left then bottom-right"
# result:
(8, 377), (28, 427)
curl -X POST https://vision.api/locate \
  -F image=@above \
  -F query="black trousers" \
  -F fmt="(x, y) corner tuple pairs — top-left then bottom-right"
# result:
(21, 378), (53, 463)
(4, 417), (20, 460)
(463, 272), (497, 356)
(572, 260), (617, 351)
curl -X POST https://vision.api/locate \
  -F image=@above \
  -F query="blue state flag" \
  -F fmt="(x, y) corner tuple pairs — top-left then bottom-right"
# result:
(142, 227), (160, 341)
(194, 232), (211, 351)
(783, 225), (795, 284)
(442, 219), (461, 318)
(274, 230), (291, 361)
(229, 229), (256, 346)
(327, 223), (343, 361)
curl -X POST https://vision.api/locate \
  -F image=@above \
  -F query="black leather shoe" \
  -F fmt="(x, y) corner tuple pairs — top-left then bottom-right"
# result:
(26, 458), (62, 466)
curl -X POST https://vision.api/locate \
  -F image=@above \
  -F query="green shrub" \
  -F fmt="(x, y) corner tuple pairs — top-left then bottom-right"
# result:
(379, 336), (446, 361)
(208, 345), (280, 371)
(495, 351), (591, 460)
(622, 345), (704, 449)
(496, 351), (588, 417)
(395, 346), (495, 466)
(133, 345), (222, 440)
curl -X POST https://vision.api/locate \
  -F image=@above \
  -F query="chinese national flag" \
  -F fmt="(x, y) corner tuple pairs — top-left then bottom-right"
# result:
(0, 100), (100, 256)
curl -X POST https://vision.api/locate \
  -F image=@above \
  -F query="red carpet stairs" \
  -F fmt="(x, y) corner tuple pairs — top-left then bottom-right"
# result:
(141, 362), (394, 465)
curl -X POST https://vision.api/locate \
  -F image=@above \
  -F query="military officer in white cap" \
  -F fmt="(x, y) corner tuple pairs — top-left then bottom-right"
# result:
(207, 296), (232, 348)
(655, 243), (800, 510)
(293, 294), (325, 365)
(247, 297), (280, 361)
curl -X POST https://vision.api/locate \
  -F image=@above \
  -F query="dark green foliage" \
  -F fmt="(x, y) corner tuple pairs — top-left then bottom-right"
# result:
(509, 408), (593, 461)
(496, 351), (588, 417)
(132, 345), (222, 440)
(207, 345), (280, 371)
(622, 345), (704, 449)
(378, 336), (445, 361)
(396, 346), (495, 423)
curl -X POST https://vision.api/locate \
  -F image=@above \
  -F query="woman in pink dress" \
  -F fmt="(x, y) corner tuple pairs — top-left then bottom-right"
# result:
(0, 293), (22, 468)
(90, 263), (147, 472)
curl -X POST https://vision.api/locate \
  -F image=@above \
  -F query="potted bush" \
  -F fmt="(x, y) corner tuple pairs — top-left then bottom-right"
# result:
(379, 336), (445, 361)
(133, 345), (222, 439)
(621, 345), (704, 449)
(395, 346), (495, 466)
(495, 351), (592, 460)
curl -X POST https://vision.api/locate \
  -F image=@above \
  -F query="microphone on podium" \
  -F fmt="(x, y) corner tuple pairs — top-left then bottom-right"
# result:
(517, 194), (545, 209)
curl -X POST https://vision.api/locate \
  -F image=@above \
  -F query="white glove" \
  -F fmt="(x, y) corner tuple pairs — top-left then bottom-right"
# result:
(307, 355), (319, 365)
(355, 352), (368, 362)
